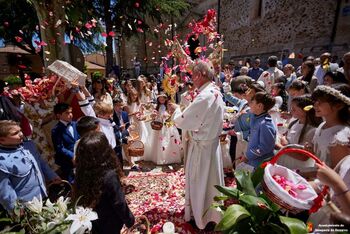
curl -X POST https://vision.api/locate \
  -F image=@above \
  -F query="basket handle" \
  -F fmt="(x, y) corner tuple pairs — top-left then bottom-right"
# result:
(261, 147), (329, 214)
(121, 215), (150, 234)
(261, 148), (323, 168)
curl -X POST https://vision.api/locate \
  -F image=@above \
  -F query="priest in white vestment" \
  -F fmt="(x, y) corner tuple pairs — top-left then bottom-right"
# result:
(170, 60), (225, 229)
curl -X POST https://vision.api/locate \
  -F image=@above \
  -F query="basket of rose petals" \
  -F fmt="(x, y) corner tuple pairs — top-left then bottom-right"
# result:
(261, 148), (328, 214)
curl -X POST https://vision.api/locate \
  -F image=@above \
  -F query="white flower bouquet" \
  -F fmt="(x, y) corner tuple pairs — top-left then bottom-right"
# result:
(1, 196), (98, 234)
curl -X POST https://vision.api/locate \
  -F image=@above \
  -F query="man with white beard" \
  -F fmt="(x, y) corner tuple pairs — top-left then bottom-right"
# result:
(169, 60), (225, 230)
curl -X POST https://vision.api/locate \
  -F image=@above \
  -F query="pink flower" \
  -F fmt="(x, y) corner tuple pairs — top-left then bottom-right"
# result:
(85, 22), (93, 29)
(15, 36), (23, 43)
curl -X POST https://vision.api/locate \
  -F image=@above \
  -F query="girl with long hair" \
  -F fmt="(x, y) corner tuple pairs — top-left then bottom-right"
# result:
(126, 89), (150, 165)
(74, 132), (134, 233)
(271, 82), (288, 112)
(310, 84), (350, 166)
(299, 61), (318, 92)
(285, 79), (310, 114)
(91, 77), (113, 107)
(135, 75), (151, 104)
(276, 95), (322, 169)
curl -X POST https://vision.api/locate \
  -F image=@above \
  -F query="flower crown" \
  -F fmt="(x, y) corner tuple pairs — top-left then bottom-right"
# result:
(314, 85), (350, 106)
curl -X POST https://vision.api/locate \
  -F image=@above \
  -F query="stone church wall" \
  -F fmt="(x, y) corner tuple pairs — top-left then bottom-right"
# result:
(120, 0), (350, 73)
(220, 0), (350, 64)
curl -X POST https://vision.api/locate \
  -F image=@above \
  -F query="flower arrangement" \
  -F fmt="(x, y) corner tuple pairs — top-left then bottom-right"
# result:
(162, 74), (178, 102)
(212, 169), (308, 233)
(187, 9), (218, 43)
(1, 196), (98, 234)
(164, 9), (223, 76)
(5, 75), (23, 86)
(2, 74), (66, 104)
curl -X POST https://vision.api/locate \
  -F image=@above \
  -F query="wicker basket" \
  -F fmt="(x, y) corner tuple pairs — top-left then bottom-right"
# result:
(128, 130), (140, 140)
(128, 140), (144, 157)
(219, 134), (227, 144)
(122, 215), (150, 234)
(47, 180), (72, 202)
(261, 148), (329, 214)
(151, 121), (163, 130)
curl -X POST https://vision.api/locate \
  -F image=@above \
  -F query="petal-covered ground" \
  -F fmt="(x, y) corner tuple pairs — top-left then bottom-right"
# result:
(124, 164), (236, 233)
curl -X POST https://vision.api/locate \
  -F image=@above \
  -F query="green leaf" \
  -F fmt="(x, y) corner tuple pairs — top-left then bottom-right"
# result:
(258, 193), (281, 212)
(234, 170), (256, 196)
(13, 206), (21, 217)
(260, 223), (285, 234)
(215, 185), (242, 198)
(238, 195), (273, 224)
(73, 196), (83, 213)
(203, 203), (225, 217)
(215, 204), (251, 231)
(251, 165), (264, 188)
(238, 195), (272, 211)
(0, 217), (12, 223)
(222, 216), (254, 234)
(214, 195), (229, 201)
(279, 216), (307, 234)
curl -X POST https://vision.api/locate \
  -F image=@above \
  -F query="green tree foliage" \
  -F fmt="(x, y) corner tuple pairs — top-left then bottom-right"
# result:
(89, 0), (189, 73)
(0, 0), (189, 70)
(0, 0), (38, 54)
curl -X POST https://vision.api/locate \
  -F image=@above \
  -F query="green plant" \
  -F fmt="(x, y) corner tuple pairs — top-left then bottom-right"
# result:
(5, 75), (22, 86)
(213, 168), (307, 234)
(92, 71), (103, 81)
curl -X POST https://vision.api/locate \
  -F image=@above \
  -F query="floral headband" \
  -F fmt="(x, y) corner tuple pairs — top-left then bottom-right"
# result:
(314, 85), (350, 106)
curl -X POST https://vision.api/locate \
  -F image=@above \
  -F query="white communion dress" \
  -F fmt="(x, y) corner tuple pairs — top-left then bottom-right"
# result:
(146, 105), (182, 165)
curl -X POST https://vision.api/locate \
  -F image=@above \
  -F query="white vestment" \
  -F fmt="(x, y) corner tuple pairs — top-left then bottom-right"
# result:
(173, 82), (225, 229)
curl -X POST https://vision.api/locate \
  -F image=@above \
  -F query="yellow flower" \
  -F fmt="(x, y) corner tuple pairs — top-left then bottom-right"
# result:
(303, 105), (313, 111)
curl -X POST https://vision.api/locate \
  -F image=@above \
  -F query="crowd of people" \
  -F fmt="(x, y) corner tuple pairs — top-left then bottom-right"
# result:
(0, 50), (350, 232)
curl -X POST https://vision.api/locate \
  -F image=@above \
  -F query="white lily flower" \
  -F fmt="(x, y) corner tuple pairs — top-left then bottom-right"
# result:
(45, 199), (54, 209)
(57, 196), (69, 214)
(65, 207), (98, 234)
(25, 196), (43, 214)
(47, 221), (57, 229)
